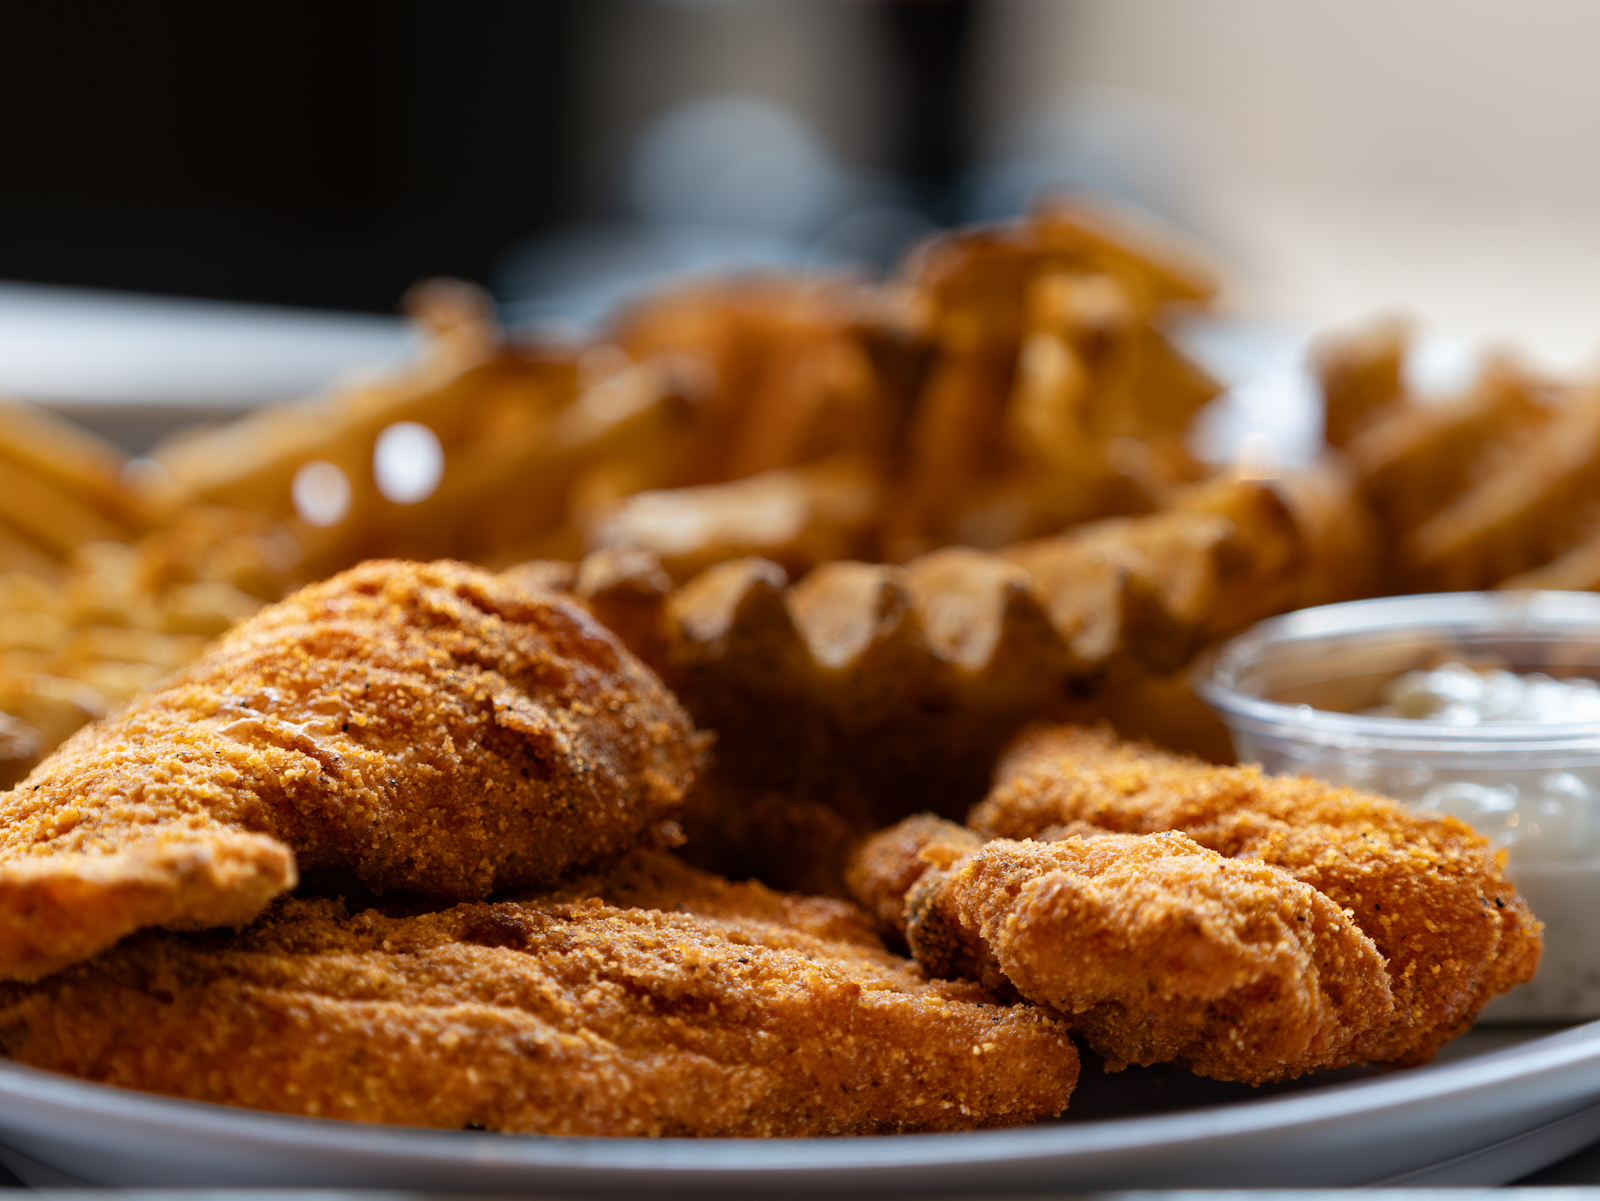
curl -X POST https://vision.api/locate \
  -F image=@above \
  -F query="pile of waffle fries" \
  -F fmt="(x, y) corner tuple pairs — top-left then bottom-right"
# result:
(3, 198), (1599, 805)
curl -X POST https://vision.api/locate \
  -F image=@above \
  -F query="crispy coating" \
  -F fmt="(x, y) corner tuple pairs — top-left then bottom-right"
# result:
(0, 866), (1079, 1137)
(849, 816), (1393, 1083)
(845, 812), (983, 937)
(0, 560), (705, 981)
(548, 846), (885, 948)
(970, 725), (1542, 1064)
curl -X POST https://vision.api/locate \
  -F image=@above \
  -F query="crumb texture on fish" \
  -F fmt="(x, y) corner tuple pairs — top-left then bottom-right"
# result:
(0, 875), (1078, 1137)
(0, 559), (704, 981)
(969, 724), (1542, 1064)
(852, 816), (1394, 1083)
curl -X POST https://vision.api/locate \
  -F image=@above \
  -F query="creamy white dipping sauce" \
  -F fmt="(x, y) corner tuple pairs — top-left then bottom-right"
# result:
(1356, 662), (1600, 1019)
(1201, 593), (1600, 1021)
(1371, 662), (1600, 726)
(1369, 664), (1600, 865)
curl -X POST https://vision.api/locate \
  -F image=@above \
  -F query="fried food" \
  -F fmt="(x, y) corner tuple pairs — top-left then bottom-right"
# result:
(1500, 522), (1600, 590)
(1342, 356), (1559, 588)
(674, 768), (871, 900)
(610, 274), (913, 483)
(1312, 315), (1410, 448)
(148, 296), (708, 577)
(0, 398), (153, 559)
(0, 504), (304, 757)
(1002, 476), (1305, 673)
(0, 669), (106, 760)
(848, 815), (1393, 1083)
(549, 845), (887, 947)
(0, 862), (1079, 1136)
(0, 715), (40, 791)
(1407, 379), (1600, 590)
(884, 202), (1216, 558)
(969, 724), (1542, 1065)
(543, 483), (1309, 889)
(846, 812), (983, 938)
(0, 559), (704, 981)
(585, 453), (883, 582)
(562, 474), (1320, 857)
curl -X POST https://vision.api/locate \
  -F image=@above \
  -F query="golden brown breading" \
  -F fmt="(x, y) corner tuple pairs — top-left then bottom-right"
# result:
(849, 816), (1393, 1084)
(0, 560), (705, 981)
(845, 812), (983, 937)
(548, 846), (884, 947)
(969, 724), (1542, 1065)
(0, 884), (1079, 1136)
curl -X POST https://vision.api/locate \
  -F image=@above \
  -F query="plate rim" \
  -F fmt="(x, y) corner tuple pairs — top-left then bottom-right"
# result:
(0, 1019), (1596, 1175)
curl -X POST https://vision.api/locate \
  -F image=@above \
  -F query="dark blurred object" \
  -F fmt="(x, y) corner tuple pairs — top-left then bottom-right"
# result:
(0, 2), (591, 313)
(498, 0), (978, 331)
(874, 0), (977, 224)
(2, 0), (996, 321)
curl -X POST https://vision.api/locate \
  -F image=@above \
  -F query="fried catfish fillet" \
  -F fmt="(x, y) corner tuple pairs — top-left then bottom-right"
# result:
(851, 818), (1388, 1081)
(969, 725), (1542, 1065)
(0, 560), (704, 981)
(847, 816), (1392, 1084)
(0, 869), (1079, 1136)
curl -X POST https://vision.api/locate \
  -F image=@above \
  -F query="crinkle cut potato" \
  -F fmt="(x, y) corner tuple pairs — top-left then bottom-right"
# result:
(0, 560), (705, 981)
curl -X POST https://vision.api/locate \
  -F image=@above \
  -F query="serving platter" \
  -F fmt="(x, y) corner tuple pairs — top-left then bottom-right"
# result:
(0, 1021), (1595, 1192)
(3, 310), (1596, 1191)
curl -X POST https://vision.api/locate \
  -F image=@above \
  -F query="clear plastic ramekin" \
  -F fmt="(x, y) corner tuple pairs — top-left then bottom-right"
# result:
(1195, 590), (1600, 1021)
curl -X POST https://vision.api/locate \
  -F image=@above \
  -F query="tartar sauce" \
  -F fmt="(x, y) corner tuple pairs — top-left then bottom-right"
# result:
(1368, 663), (1600, 863)
(1370, 662), (1600, 725)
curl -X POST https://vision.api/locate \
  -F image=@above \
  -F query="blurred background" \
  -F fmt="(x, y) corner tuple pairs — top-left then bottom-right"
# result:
(6, 0), (1600, 425)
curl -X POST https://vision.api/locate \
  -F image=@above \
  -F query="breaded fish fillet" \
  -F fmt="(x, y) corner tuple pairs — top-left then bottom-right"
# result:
(0, 861), (1079, 1136)
(848, 816), (1393, 1083)
(549, 845), (884, 947)
(969, 725), (1542, 1064)
(0, 560), (704, 981)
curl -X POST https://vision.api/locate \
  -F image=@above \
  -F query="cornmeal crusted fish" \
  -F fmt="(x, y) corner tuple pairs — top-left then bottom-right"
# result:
(0, 853), (1079, 1137)
(0, 560), (705, 981)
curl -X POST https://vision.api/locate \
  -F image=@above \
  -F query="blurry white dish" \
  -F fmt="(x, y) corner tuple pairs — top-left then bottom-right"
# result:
(0, 1022), (1596, 1190)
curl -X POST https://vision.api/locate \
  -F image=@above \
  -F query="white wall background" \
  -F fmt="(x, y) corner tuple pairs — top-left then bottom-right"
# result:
(974, 0), (1600, 368)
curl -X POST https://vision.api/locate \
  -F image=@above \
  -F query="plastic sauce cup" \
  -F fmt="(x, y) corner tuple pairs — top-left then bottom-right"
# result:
(1196, 591), (1600, 1021)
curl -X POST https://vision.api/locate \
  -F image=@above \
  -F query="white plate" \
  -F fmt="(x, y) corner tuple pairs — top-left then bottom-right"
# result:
(0, 1022), (1596, 1191)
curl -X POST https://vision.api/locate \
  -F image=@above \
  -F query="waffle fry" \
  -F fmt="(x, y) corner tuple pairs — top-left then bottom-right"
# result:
(1313, 316), (1410, 448)
(883, 204), (1218, 558)
(611, 275), (913, 482)
(1499, 525), (1600, 591)
(1407, 379), (1600, 590)
(559, 474), (1330, 875)
(1347, 355), (1556, 578)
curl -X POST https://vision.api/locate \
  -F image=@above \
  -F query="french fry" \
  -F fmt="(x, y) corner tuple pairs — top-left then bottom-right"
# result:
(1031, 196), (1220, 311)
(0, 460), (133, 557)
(1348, 354), (1555, 569)
(585, 454), (882, 582)
(1313, 316), (1411, 448)
(0, 670), (106, 754)
(0, 398), (153, 533)
(0, 522), (64, 583)
(1409, 379), (1600, 590)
